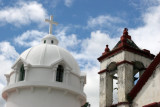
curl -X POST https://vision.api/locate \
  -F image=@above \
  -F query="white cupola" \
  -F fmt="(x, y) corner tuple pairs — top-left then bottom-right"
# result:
(41, 34), (59, 45)
(2, 15), (86, 107)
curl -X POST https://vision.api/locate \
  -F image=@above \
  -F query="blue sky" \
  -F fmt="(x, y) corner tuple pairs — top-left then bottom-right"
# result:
(0, 0), (160, 107)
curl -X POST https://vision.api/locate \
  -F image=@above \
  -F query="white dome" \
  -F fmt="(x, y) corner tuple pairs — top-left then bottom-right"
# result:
(2, 17), (86, 107)
(20, 44), (80, 75)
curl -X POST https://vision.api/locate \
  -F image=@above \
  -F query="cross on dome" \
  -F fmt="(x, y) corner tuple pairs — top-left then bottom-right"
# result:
(45, 15), (58, 34)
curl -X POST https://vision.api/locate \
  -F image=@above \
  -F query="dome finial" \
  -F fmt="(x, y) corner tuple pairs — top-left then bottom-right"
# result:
(42, 15), (59, 45)
(123, 28), (128, 36)
(45, 15), (58, 35)
(102, 45), (110, 55)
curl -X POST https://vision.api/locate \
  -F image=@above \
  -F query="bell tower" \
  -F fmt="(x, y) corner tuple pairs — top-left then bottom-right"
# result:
(97, 28), (155, 107)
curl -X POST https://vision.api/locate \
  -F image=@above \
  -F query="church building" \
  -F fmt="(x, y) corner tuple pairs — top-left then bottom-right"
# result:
(98, 28), (160, 107)
(2, 16), (86, 107)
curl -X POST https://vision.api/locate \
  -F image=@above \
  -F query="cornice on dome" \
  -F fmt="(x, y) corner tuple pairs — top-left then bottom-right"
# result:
(50, 58), (72, 71)
(12, 56), (80, 77)
(12, 57), (31, 70)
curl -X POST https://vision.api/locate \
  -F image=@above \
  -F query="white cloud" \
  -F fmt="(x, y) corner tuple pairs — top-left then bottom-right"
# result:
(0, 42), (19, 107)
(70, 30), (119, 107)
(14, 30), (47, 47)
(87, 15), (125, 28)
(0, 42), (19, 81)
(129, 0), (160, 10)
(64, 0), (74, 7)
(56, 27), (81, 49)
(0, 1), (48, 26)
(83, 65), (99, 107)
(0, 42), (19, 61)
(73, 30), (119, 62)
(14, 28), (80, 49)
(130, 3), (160, 55)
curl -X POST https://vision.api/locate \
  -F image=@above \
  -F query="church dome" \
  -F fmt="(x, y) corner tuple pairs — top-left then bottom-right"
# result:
(20, 34), (80, 75)
(2, 15), (86, 107)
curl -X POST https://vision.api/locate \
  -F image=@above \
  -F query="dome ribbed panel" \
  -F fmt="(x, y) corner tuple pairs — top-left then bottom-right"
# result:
(19, 44), (80, 75)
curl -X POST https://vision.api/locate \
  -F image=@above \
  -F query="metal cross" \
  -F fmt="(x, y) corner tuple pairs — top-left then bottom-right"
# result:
(45, 15), (58, 34)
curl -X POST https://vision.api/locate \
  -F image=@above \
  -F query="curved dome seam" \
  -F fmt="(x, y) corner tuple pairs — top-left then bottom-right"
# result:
(25, 47), (33, 61)
(40, 44), (47, 65)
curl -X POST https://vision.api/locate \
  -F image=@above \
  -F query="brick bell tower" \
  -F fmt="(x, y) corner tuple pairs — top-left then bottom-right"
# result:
(97, 28), (155, 107)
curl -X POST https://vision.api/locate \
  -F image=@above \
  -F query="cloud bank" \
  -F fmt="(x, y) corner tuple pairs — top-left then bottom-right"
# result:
(0, 1), (48, 26)
(0, 42), (19, 107)
(130, 3), (160, 54)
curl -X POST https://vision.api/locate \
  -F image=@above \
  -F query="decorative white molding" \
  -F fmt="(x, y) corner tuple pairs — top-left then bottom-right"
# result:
(65, 70), (70, 85)
(5, 74), (10, 85)
(6, 92), (9, 98)
(24, 64), (29, 71)
(2, 81), (86, 98)
(50, 58), (72, 71)
(76, 95), (80, 100)
(16, 88), (19, 94)
(14, 70), (19, 83)
(48, 87), (52, 93)
(24, 65), (29, 81)
(64, 91), (68, 95)
(30, 87), (34, 93)
(12, 57), (30, 69)
(52, 67), (57, 82)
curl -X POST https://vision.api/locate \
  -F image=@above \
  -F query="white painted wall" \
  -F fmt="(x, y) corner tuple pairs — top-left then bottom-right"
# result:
(99, 51), (153, 107)
(6, 87), (81, 107)
(27, 68), (53, 82)
(100, 51), (152, 71)
(3, 66), (86, 107)
(100, 51), (125, 70)
(133, 65), (160, 107)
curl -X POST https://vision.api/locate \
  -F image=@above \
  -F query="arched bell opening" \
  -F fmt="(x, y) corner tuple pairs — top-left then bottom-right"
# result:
(106, 62), (118, 104)
(112, 73), (118, 104)
(133, 61), (145, 85)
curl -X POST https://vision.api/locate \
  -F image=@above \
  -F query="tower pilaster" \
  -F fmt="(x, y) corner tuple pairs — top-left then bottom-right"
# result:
(117, 63), (133, 102)
(99, 72), (113, 107)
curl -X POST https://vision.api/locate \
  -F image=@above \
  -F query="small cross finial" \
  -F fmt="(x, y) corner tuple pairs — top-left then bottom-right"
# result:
(45, 15), (58, 34)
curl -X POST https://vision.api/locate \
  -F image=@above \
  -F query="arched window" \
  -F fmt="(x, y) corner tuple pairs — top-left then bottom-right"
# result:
(56, 65), (64, 82)
(133, 61), (145, 85)
(44, 40), (46, 44)
(51, 40), (54, 44)
(106, 62), (118, 104)
(19, 64), (25, 81)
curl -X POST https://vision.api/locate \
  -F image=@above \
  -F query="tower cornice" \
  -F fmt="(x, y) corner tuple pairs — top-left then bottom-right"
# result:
(98, 44), (155, 62)
(98, 28), (155, 62)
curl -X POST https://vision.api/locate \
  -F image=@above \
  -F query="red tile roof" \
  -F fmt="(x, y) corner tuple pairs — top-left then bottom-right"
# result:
(143, 102), (160, 107)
